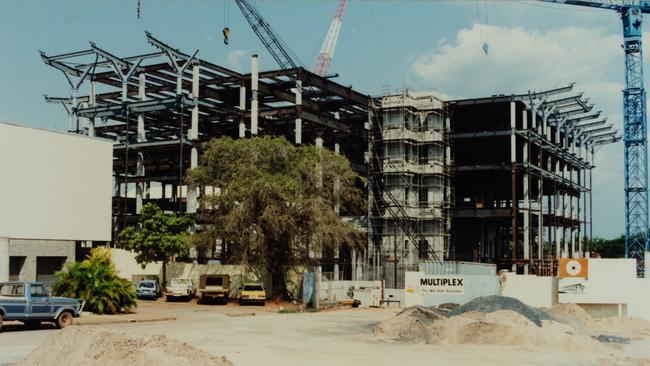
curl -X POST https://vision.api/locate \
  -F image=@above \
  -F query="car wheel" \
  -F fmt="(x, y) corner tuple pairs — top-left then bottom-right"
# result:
(55, 311), (73, 329)
(0, 317), (3, 332)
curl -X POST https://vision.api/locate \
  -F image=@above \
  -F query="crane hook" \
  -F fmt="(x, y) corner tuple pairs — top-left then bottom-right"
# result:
(223, 27), (231, 45)
(137, 0), (141, 19)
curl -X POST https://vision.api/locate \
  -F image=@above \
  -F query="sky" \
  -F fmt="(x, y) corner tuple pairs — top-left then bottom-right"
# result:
(0, 0), (636, 238)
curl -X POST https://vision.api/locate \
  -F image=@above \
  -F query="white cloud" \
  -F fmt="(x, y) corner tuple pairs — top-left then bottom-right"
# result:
(410, 24), (620, 98)
(227, 49), (247, 72)
(409, 24), (635, 238)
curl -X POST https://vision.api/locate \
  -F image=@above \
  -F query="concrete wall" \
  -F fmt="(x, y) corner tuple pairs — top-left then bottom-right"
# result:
(0, 122), (113, 242)
(559, 258), (650, 319)
(500, 272), (558, 308)
(8, 239), (75, 282)
(111, 249), (162, 282)
(631, 278), (650, 320)
(318, 280), (382, 304)
(404, 271), (499, 307)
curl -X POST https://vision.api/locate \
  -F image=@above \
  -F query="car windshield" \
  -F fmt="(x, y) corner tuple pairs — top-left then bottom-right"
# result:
(139, 282), (155, 288)
(205, 277), (223, 286)
(170, 279), (191, 286)
(243, 285), (263, 291)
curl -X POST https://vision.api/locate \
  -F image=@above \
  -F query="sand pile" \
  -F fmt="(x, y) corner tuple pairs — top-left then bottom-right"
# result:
(375, 308), (595, 350)
(373, 305), (445, 342)
(545, 303), (594, 329)
(374, 297), (607, 350)
(16, 327), (233, 366)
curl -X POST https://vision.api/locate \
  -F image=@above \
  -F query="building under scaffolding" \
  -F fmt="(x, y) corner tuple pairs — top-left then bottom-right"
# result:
(368, 91), (452, 287)
(41, 33), (373, 277)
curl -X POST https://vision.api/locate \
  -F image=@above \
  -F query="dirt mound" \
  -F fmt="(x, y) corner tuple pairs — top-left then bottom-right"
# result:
(16, 327), (233, 366)
(433, 310), (594, 350)
(375, 309), (597, 351)
(373, 306), (445, 343)
(449, 295), (553, 326)
(545, 303), (593, 329)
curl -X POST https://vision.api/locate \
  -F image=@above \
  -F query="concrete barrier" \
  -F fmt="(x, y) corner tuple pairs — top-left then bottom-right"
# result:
(111, 248), (162, 281)
(500, 272), (558, 308)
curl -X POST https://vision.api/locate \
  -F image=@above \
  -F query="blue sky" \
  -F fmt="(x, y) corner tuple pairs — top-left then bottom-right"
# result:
(0, 0), (633, 238)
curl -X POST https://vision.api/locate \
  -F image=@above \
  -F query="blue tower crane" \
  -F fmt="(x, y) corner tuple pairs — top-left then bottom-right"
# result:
(540, 0), (650, 276)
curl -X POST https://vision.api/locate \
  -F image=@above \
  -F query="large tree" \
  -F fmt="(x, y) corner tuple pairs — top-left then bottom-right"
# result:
(187, 136), (365, 299)
(118, 203), (194, 284)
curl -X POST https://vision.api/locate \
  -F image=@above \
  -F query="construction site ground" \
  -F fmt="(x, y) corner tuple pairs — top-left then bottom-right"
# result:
(2, 299), (650, 366)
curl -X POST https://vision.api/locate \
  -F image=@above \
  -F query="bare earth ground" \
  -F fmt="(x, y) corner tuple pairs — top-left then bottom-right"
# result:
(1, 299), (650, 366)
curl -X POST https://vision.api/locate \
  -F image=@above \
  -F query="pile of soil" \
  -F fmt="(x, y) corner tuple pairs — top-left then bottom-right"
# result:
(373, 297), (613, 350)
(373, 305), (445, 343)
(430, 310), (594, 350)
(375, 307), (594, 350)
(449, 295), (553, 326)
(545, 303), (594, 329)
(16, 327), (233, 366)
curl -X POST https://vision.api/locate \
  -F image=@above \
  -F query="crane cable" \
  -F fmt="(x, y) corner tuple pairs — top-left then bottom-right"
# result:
(137, 0), (141, 19)
(223, 0), (231, 44)
(475, 0), (489, 55)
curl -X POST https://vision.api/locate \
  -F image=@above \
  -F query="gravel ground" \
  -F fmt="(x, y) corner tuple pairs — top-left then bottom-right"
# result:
(449, 295), (554, 326)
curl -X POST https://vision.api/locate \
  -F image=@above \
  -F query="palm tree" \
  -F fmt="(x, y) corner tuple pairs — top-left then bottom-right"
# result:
(53, 248), (137, 314)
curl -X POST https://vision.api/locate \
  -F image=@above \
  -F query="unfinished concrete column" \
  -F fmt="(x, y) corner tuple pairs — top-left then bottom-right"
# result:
(87, 81), (96, 137)
(187, 148), (198, 213)
(522, 110), (530, 263)
(555, 160), (562, 259)
(137, 73), (147, 142)
(510, 101), (518, 260)
(136, 152), (145, 214)
(251, 55), (259, 135)
(295, 80), (303, 144)
(239, 85), (246, 138)
(189, 64), (200, 141)
(0, 237), (8, 282)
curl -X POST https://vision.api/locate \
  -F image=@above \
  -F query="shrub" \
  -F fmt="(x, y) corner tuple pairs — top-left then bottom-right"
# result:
(53, 247), (137, 314)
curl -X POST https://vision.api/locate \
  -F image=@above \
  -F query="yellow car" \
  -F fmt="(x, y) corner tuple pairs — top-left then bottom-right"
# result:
(239, 283), (266, 305)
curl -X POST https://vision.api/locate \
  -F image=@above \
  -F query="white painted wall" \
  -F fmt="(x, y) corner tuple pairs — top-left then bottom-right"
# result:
(0, 122), (113, 241)
(500, 273), (558, 308)
(404, 271), (500, 307)
(559, 258), (650, 320)
(112, 249), (162, 281)
(560, 259), (636, 305)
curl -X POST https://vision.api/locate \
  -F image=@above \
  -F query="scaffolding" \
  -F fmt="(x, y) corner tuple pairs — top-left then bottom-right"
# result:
(368, 90), (452, 287)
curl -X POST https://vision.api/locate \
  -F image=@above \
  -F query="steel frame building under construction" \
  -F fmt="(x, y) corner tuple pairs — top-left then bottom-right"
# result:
(448, 85), (619, 274)
(40, 33), (373, 279)
(42, 33), (619, 283)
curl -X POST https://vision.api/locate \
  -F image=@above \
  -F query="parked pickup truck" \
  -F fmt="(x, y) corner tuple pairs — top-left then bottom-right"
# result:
(0, 282), (85, 331)
(198, 274), (230, 303)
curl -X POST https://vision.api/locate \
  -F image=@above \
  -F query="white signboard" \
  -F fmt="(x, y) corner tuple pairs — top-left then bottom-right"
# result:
(0, 122), (113, 241)
(408, 275), (465, 295)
